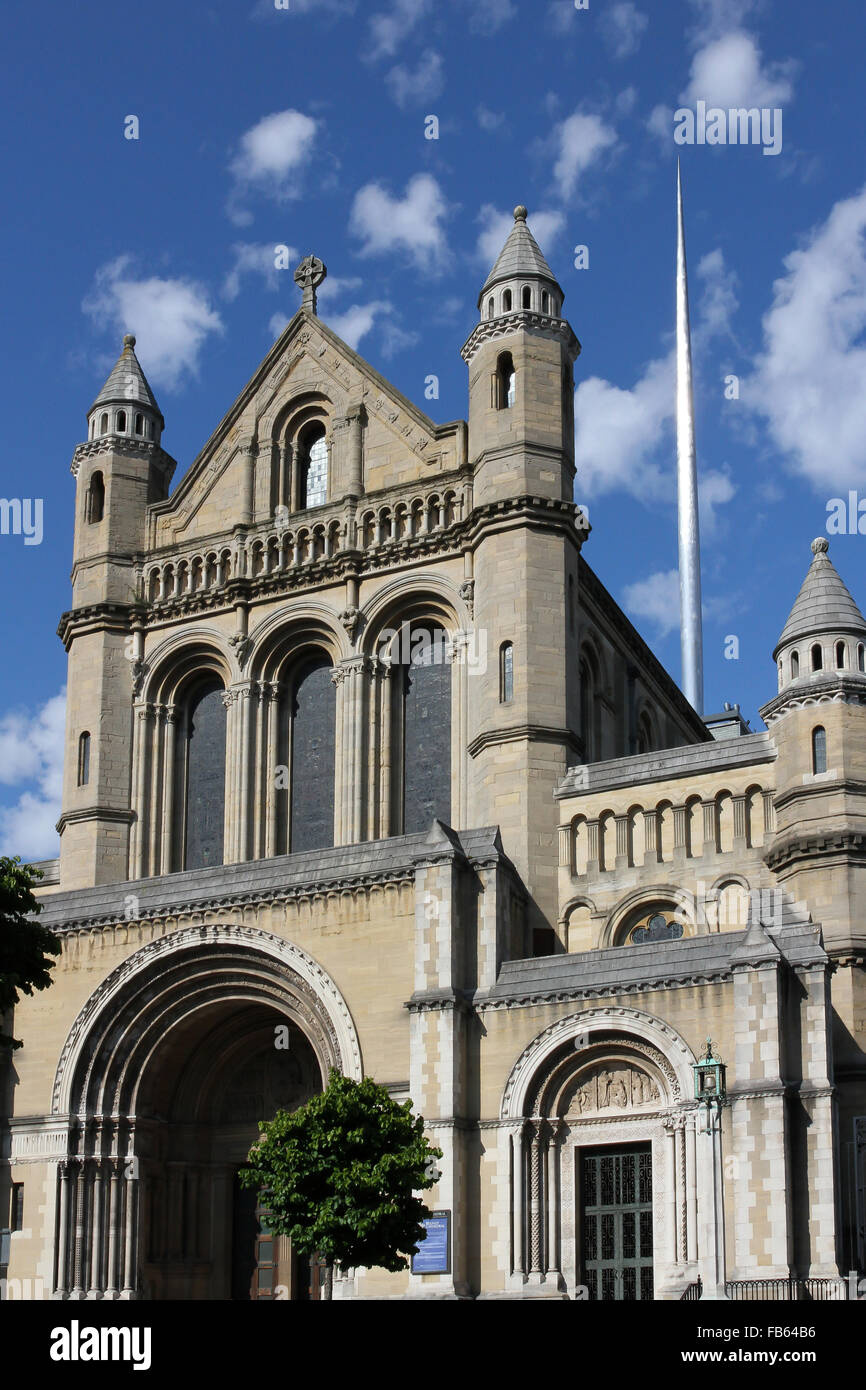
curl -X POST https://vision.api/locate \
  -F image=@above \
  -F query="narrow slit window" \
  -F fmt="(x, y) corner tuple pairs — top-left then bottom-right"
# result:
(77, 731), (91, 786)
(86, 471), (104, 524)
(522, 286), (531, 309)
(100, 413), (109, 435)
(502, 288), (512, 313)
(811, 643), (823, 672)
(116, 410), (127, 433)
(812, 725), (827, 774)
(495, 352), (516, 411)
(791, 650), (799, 679)
(500, 641), (514, 702)
(859, 644), (865, 672)
(836, 640), (846, 669)
(135, 412), (144, 435)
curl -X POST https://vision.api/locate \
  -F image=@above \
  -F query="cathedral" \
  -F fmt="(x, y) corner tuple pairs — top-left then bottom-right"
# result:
(1, 208), (864, 1301)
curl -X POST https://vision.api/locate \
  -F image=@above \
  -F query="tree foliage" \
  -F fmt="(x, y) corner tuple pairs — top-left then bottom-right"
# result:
(0, 856), (60, 1049)
(239, 1069), (443, 1274)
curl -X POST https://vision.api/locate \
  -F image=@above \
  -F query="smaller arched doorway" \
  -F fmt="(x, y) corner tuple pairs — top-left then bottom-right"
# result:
(500, 1010), (703, 1300)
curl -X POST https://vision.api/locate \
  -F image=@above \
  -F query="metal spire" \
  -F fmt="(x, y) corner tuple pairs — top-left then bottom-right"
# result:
(676, 159), (704, 715)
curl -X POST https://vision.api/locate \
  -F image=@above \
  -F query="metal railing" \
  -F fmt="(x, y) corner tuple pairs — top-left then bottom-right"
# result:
(725, 1277), (847, 1301)
(680, 1276), (703, 1300)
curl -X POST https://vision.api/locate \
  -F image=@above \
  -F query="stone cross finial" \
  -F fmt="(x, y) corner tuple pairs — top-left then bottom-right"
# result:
(294, 255), (327, 315)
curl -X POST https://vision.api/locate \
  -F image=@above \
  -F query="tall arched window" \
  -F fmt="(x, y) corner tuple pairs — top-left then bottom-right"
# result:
(502, 288), (512, 312)
(116, 410), (127, 433)
(579, 654), (597, 761)
(290, 658), (336, 852)
(487, 297), (494, 320)
(135, 412), (144, 435)
(812, 726), (827, 775)
(77, 732), (90, 787)
(495, 352), (515, 410)
(637, 711), (653, 755)
(86, 471), (105, 524)
(396, 624), (452, 834)
(522, 286), (531, 309)
(836, 640), (846, 669)
(299, 424), (328, 509)
(859, 644), (865, 672)
(541, 290), (549, 313)
(499, 641), (514, 702)
(791, 650), (799, 679)
(183, 681), (226, 869)
(100, 412), (109, 435)
(811, 643), (823, 672)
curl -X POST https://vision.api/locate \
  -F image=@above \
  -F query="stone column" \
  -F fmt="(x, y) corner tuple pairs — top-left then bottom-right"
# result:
(664, 1121), (678, 1267)
(222, 689), (241, 862)
(130, 704), (151, 879)
(545, 1120), (563, 1282)
(673, 805), (688, 863)
(344, 403), (364, 496)
(160, 707), (178, 875)
(105, 1159), (122, 1298)
(797, 958), (839, 1275)
(732, 794), (748, 848)
(238, 439), (257, 528)
(147, 706), (165, 876)
(55, 1161), (72, 1297)
(643, 809), (658, 863)
(71, 1160), (88, 1298)
(702, 800), (717, 856)
(121, 1164), (139, 1299)
(237, 685), (256, 862)
(332, 657), (371, 846)
(527, 1120), (544, 1279)
(264, 683), (281, 859)
(686, 1114), (698, 1265)
(87, 1158), (105, 1297)
(586, 819), (600, 874)
(512, 1123), (527, 1282)
(614, 814), (630, 869)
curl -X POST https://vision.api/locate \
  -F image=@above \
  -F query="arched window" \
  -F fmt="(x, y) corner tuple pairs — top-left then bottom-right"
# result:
(836, 640), (846, 669)
(299, 424), (328, 509)
(541, 290), (549, 313)
(811, 643), (823, 672)
(628, 911), (684, 946)
(637, 711), (653, 755)
(77, 732), (90, 787)
(116, 410), (127, 433)
(859, 644), (865, 672)
(394, 624), (452, 834)
(812, 725), (827, 775)
(579, 653), (597, 761)
(495, 352), (515, 410)
(502, 288), (512, 313)
(289, 658), (336, 852)
(86, 471), (105, 524)
(183, 681), (226, 870)
(134, 412), (144, 435)
(522, 286), (531, 309)
(487, 297), (494, 320)
(499, 641), (514, 702)
(89, 417), (95, 439)
(791, 650), (799, 679)
(100, 412), (109, 435)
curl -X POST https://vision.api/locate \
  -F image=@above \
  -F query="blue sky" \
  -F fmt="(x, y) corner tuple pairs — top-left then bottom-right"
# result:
(2, 0), (866, 859)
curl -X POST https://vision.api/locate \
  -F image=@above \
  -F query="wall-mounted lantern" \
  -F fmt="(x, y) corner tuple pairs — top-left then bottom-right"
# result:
(693, 1037), (727, 1131)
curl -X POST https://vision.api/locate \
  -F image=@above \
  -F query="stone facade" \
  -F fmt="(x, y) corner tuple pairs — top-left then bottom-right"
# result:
(1, 211), (864, 1301)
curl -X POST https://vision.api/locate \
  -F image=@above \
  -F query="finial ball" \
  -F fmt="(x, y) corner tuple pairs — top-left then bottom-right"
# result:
(513, 205), (528, 222)
(812, 536), (829, 556)
(123, 333), (136, 350)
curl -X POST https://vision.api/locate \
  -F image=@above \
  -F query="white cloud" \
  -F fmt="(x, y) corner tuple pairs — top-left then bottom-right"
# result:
(699, 467), (736, 532)
(228, 110), (318, 217)
(600, 2), (648, 60)
(475, 204), (565, 267)
(477, 105), (505, 132)
(647, 103), (672, 143)
(317, 275), (364, 302)
(386, 49), (443, 108)
(745, 185), (866, 490)
(223, 242), (297, 301)
(622, 569), (681, 637)
(350, 173), (450, 269)
(682, 31), (794, 110)
(615, 86), (639, 117)
(0, 689), (66, 862)
(329, 302), (391, 351)
(269, 312), (291, 340)
(467, 0), (517, 34)
(551, 111), (618, 201)
(368, 0), (431, 59)
(83, 257), (223, 391)
(696, 248), (739, 341)
(574, 354), (673, 499)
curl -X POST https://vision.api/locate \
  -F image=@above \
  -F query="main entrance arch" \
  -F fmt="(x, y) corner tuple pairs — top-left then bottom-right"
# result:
(51, 925), (362, 1300)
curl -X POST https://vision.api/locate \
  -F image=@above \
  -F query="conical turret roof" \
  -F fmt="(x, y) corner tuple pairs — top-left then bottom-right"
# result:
(90, 334), (162, 420)
(478, 205), (562, 307)
(774, 537), (866, 656)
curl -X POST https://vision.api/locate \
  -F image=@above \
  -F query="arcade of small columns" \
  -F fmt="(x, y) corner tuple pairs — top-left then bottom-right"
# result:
(54, 1125), (140, 1300)
(129, 630), (473, 879)
(503, 1110), (701, 1284)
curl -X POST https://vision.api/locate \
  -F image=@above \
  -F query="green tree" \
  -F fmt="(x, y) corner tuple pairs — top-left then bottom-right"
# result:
(0, 857), (60, 1050)
(240, 1069), (443, 1294)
